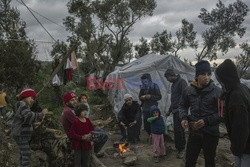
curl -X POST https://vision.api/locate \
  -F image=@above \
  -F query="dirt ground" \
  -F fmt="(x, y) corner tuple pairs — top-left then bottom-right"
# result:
(98, 129), (234, 167)
(0, 109), (234, 167)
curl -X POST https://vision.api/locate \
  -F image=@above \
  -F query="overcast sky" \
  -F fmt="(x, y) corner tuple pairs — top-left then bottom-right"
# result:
(11, 0), (250, 62)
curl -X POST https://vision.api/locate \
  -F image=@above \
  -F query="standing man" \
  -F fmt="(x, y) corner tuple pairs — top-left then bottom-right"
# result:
(179, 60), (221, 167)
(139, 73), (162, 138)
(61, 91), (78, 138)
(215, 59), (250, 167)
(164, 69), (187, 159)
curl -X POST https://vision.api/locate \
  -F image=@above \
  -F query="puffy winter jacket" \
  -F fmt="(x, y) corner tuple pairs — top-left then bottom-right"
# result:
(179, 81), (221, 136)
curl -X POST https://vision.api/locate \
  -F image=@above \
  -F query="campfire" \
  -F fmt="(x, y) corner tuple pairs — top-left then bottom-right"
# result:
(118, 143), (130, 156)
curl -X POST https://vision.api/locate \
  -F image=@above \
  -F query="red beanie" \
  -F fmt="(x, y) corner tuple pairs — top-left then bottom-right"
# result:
(19, 88), (36, 100)
(63, 91), (76, 103)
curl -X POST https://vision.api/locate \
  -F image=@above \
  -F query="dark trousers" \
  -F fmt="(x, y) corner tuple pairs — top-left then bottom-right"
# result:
(143, 110), (151, 135)
(92, 128), (108, 153)
(173, 112), (186, 152)
(74, 150), (90, 167)
(119, 120), (141, 141)
(185, 131), (219, 167)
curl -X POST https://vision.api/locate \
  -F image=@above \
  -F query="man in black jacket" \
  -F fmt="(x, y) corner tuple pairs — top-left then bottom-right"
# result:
(139, 73), (162, 136)
(165, 69), (187, 159)
(215, 59), (250, 167)
(179, 60), (221, 167)
(118, 93), (142, 143)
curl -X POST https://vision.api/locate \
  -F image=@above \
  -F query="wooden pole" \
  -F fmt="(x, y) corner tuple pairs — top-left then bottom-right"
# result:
(36, 45), (77, 97)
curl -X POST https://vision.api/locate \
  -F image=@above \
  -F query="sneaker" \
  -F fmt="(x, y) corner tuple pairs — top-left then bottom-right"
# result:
(177, 150), (185, 159)
(154, 156), (159, 163)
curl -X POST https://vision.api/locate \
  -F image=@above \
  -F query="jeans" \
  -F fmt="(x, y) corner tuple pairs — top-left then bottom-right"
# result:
(235, 154), (250, 167)
(185, 131), (219, 167)
(92, 128), (108, 153)
(173, 112), (186, 152)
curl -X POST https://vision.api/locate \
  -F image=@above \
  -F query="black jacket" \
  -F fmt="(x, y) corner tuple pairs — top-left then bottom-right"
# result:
(169, 75), (187, 113)
(179, 81), (221, 136)
(139, 74), (162, 111)
(118, 101), (142, 124)
(216, 59), (250, 156)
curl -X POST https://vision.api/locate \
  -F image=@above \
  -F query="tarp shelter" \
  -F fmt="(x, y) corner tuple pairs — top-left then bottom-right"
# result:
(106, 54), (195, 115)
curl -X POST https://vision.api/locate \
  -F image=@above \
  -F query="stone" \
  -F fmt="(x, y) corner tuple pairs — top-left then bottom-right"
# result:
(123, 155), (137, 166)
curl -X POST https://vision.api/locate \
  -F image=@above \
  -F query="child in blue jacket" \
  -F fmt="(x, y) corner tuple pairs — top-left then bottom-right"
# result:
(147, 105), (166, 163)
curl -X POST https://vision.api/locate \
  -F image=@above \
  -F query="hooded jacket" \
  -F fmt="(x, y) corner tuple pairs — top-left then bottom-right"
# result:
(147, 105), (165, 134)
(215, 59), (250, 156)
(179, 81), (221, 136)
(139, 74), (162, 110)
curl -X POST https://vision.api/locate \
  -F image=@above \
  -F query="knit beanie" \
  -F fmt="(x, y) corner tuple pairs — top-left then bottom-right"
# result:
(164, 69), (176, 77)
(63, 91), (76, 103)
(195, 60), (211, 76)
(124, 93), (133, 101)
(19, 88), (36, 100)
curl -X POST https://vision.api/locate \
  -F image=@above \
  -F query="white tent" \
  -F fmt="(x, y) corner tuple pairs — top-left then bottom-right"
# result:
(106, 54), (195, 114)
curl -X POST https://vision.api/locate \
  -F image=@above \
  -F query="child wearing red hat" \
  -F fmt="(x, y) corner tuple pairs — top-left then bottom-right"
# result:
(11, 88), (48, 167)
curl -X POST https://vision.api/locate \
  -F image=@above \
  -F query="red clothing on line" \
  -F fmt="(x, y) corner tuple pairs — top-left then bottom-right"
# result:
(70, 118), (95, 150)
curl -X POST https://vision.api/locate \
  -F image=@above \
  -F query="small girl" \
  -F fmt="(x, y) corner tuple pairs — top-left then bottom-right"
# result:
(70, 103), (94, 167)
(147, 105), (166, 163)
(78, 93), (91, 118)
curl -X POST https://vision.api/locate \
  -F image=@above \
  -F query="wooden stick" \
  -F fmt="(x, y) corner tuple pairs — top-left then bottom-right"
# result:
(36, 45), (77, 97)
(91, 154), (106, 167)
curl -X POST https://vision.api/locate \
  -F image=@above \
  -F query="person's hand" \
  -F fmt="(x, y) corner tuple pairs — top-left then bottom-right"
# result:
(145, 95), (151, 99)
(82, 134), (92, 141)
(181, 120), (188, 129)
(120, 122), (126, 127)
(129, 121), (137, 127)
(165, 112), (170, 117)
(194, 119), (205, 129)
(42, 108), (48, 115)
(140, 95), (146, 100)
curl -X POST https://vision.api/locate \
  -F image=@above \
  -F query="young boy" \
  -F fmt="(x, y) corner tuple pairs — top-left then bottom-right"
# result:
(78, 93), (91, 118)
(147, 105), (166, 163)
(11, 88), (48, 167)
(70, 103), (95, 167)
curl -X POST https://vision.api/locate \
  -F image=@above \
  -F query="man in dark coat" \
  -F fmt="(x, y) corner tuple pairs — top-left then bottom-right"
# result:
(165, 69), (187, 158)
(215, 59), (250, 166)
(139, 73), (162, 136)
(179, 60), (221, 167)
(118, 94), (142, 143)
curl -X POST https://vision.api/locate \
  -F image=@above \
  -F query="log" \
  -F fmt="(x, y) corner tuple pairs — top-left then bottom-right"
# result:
(91, 154), (106, 167)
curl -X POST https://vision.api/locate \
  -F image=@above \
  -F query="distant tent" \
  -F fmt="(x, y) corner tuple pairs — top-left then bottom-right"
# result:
(105, 54), (195, 114)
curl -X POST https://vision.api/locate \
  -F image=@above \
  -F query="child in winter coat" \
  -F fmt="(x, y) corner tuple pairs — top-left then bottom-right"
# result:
(78, 93), (91, 118)
(70, 103), (95, 167)
(147, 105), (166, 163)
(11, 88), (48, 167)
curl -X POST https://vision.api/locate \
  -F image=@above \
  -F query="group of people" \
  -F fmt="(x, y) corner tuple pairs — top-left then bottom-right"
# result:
(5, 89), (107, 167)
(117, 59), (250, 167)
(1, 58), (250, 167)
